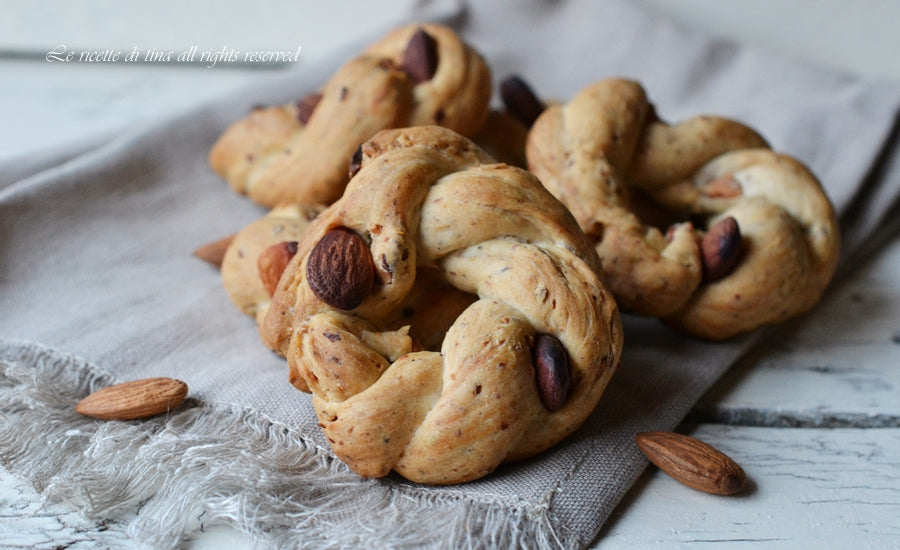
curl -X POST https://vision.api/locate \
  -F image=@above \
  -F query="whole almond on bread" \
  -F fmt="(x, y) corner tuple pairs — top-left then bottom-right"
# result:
(75, 377), (188, 420)
(635, 430), (746, 495)
(306, 227), (375, 310)
(258, 240), (299, 297)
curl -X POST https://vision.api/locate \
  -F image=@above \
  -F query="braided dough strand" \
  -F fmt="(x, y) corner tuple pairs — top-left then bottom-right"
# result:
(655, 150), (840, 338)
(527, 79), (707, 316)
(209, 23), (492, 208)
(262, 126), (622, 484)
(363, 24), (492, 136)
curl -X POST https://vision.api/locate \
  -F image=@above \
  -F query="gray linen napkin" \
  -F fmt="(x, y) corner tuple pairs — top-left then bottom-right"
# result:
(2, 0), (899, 548)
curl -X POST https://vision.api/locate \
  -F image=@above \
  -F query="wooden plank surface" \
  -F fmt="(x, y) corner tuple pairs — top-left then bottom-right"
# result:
(594, 228), (900, 548)
(695, 235), (900, 426)
(597, 424), (900, 549)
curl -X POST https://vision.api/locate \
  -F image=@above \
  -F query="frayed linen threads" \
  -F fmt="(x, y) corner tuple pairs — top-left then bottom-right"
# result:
(0, 340), (569, 549)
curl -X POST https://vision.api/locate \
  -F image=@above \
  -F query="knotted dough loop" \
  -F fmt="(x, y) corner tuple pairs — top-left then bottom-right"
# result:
(209, 23), (492, 209)
(527, 78), (839, 339)
(261, 126), (622, 484)
(648, 149), (840, 339)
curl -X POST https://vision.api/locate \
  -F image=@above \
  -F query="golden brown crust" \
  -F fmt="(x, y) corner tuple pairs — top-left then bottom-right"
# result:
(208, 104), (305, 196)
(527, 79), (708, 316)
(658, 151), (840, 339)
(527, 78), (839, 339)
(260, 126), (622, 484)
(209, 23), (492, 209)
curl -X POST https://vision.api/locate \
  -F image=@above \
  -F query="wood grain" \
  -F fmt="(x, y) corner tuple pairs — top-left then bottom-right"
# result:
(599, 425), (900, 547)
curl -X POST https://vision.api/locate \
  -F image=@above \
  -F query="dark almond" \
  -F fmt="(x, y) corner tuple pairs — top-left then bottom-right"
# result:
(500, 75), (545, 127)
(258, 240), (299, 297)
(307, 227), (375, 310)
(75, 377), (188, 420)
(193, 234), (235, 268)
(348, 143), (364, 179)
(401, 28), (439, 84)
(533, 334), (570, 411)
(296, 92), (323, 124)
(701, 216), (742, 282)
(635, 431), (746, 495)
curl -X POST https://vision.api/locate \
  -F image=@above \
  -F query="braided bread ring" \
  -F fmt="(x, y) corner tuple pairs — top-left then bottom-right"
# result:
(648, 149), (840, 339)
(527, 78), (838, 339)
(209, 23), (492, 208)
(527, 79), (766, 317)
(261, 126), (622, 484)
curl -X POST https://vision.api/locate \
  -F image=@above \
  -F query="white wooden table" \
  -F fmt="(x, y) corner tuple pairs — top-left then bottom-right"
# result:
(2, 1), (898, 548)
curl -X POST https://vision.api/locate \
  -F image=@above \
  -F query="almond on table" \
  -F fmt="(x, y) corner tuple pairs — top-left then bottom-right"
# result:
(635, 430), (746, 495)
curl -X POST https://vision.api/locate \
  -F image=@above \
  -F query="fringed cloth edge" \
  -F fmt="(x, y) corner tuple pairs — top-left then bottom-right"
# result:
(0, 340), (576, 549)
